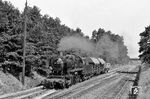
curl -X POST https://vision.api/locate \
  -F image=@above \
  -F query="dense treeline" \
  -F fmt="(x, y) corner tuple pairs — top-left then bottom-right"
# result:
(139, 25), (150, 64)
(92, 28), (129, 64)
(0, 0), (129, 79)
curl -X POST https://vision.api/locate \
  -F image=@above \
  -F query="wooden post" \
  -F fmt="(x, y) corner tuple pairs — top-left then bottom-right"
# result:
(22, 0), (27, 85)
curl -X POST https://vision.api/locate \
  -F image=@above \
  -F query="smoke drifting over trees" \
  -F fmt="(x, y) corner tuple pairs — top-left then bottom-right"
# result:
(92, 28), (129, 64)
(95, 35), (119, 59)
(58, 35), (119, 59)
(58, 33), (129, 65)
(58, 36), (94, 53)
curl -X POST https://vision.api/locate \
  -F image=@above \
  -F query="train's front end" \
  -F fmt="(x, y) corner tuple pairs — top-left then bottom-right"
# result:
(42, 54), (84, 89)
(51, 57), (64, 75)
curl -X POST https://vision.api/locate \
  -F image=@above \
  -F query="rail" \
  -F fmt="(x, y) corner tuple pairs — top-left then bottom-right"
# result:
(0, 86), (44, 99)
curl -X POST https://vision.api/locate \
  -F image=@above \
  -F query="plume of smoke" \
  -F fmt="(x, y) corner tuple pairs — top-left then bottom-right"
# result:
(58, 35), (119, 60)
(95, 35), (119, 59)
(58, 36), (94, 54)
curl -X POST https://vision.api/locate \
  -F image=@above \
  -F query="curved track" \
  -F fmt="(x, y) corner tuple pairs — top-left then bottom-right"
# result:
(76, 65), (138, 99)
(37, 66), (129, 99)
(0, 66), (133, 99)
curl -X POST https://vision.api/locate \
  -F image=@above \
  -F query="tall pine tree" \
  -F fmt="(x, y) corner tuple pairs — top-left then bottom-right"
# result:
(139, 25), (150, 64)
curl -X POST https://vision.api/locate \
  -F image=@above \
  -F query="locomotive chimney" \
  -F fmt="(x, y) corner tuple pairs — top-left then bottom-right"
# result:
(60, 51), (63, 57)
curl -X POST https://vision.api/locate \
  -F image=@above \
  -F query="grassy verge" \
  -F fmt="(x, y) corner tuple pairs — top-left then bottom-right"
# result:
(138, 67), (150, 99)
(0, 71), (23, 95)
(0, 71), (45, 95)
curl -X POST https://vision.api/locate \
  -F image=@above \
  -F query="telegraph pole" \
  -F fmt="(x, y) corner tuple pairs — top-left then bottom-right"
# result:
(22, 0), (27, 85)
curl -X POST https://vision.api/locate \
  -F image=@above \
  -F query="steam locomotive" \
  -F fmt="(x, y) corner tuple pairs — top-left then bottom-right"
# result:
(41, 52), (110, 89)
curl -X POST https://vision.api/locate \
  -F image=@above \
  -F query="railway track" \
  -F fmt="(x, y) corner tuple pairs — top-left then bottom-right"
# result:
(38, 66), (129, 99)
(60, 74), (123, 99)
(92, 65), (139, 99)
(113, 65), (140, 99)
(94, 76), (130, 99)
(114, 80), (130, 99)
(0, 66), (129, 99)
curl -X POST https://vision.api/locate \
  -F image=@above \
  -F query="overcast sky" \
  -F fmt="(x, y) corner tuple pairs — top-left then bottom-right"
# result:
(4, 0), (150, 58)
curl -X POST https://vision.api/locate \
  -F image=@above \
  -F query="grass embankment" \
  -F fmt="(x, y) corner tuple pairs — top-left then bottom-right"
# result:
(0, 71), (45, 95)
(23, 71), (45, 89)
(138, 66), (150, 99)
(0, 71), (22, 95)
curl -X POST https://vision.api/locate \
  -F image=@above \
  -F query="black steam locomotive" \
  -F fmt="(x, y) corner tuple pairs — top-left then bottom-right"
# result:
(41, 53), (110, 89)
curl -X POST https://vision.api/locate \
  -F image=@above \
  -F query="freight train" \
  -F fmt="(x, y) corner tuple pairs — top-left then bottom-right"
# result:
(41, 53), (110, 89)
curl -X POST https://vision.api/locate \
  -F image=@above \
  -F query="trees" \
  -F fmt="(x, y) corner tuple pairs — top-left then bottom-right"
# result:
(139, 26), (150, 64)
(0, 0), (130, 79)
(92, 28), (129, 64)
(91, 28), (105, 43)
(0, 0), (86, 78)
(0, 0), (23, 78)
